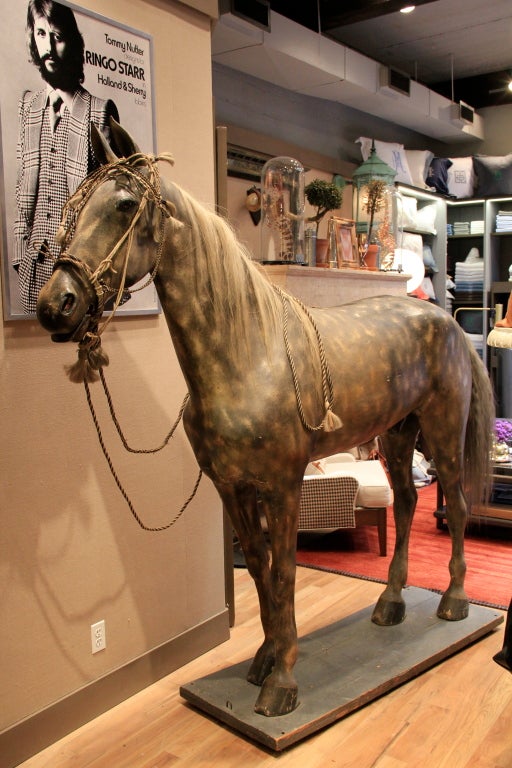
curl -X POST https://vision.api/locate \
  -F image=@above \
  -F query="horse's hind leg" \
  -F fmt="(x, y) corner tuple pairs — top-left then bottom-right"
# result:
(420, 422), (469, 621)
(372, 416), (419, 626)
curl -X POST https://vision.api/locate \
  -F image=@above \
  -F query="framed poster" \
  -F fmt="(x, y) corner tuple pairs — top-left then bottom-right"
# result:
(0, 0), (158, 320)
(329, 217), (358, 268)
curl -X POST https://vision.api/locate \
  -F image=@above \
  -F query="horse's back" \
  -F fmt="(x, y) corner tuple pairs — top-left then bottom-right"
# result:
(312, 294), (463, 365)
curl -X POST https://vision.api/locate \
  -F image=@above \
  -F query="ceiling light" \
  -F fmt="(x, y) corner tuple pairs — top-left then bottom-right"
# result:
(400, 5), (416, 12)
(508, 80), (512, 92)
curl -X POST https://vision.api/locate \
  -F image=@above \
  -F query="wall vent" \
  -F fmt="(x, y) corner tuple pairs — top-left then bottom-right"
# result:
(451, 100), (475, 126)
(227, 145), (270, 180)
(379, 66), (411, 97)
(220, 0), (270, 31)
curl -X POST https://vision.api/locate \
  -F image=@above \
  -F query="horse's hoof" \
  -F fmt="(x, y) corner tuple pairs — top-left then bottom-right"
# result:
(254, 682), (298, 717)
(372, 596), (406, 626)
(437, 594), (469, 621)
(247, 644), (275, 687)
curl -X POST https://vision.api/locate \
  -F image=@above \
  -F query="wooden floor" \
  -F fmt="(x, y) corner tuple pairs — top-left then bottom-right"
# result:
(20, 567), (512, 768)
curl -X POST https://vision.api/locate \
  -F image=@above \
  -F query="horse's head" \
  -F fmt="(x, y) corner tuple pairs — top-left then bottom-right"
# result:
(36, 120), (176, 343)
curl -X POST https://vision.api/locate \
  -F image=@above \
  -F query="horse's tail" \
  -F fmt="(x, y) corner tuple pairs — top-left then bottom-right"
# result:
(464, 340), (495, 511)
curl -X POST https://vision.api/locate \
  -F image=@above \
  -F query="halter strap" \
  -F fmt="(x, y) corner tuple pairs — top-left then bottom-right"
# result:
(55, 152), (175, 374)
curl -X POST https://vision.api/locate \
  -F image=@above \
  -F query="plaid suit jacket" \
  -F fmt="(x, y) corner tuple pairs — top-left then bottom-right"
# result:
(14, 86), (119, 268)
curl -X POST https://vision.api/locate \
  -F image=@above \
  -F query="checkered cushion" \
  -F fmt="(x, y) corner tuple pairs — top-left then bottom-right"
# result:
(299, 475), (359, 530)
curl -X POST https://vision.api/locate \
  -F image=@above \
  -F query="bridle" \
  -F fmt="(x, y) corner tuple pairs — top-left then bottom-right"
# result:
(51, 151), (202, 532)
(54, 151), (175, 374)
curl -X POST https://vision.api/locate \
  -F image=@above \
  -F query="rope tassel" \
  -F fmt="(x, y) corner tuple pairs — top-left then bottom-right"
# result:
(323, 401), (343, 432)
(65, 333), (109, 383)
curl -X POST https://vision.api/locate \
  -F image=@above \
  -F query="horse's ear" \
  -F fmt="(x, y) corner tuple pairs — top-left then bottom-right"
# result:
(107, 117), (141, 158)
(90, 122), (118, 166)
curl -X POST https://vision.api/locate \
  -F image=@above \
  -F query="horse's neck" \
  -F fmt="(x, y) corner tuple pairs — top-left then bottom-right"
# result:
(154, 192), (279, 392)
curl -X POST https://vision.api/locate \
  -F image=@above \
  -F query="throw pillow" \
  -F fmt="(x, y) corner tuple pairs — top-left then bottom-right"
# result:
(472, 154), (512, 196)
(356, 137), (413, 185)
(397, 194), (418, 229)
(447, 156), (475, 198)
(405, 149), (434, 188)
(414, 203), (437, 234)
(423, 243), (438, 272)
(426, 157), (452, 195)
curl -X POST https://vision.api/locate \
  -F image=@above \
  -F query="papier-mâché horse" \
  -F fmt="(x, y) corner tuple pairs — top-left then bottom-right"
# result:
(36, 121), (494, 717)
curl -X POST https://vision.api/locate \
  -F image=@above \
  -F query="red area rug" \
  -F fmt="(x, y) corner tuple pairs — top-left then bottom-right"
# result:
(295, 482), (512, 610)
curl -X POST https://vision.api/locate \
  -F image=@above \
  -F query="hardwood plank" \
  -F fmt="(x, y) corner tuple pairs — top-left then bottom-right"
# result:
(16, 568), (512, 768)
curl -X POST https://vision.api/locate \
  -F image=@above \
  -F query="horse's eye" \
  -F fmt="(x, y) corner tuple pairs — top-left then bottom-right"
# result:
(116, 198), (138, 213)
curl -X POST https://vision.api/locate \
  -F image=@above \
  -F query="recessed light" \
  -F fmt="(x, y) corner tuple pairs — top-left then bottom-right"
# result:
(400, 5), (416, 12)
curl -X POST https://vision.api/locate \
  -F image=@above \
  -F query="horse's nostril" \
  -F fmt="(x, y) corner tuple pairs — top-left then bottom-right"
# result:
(61, 293), (75, 315)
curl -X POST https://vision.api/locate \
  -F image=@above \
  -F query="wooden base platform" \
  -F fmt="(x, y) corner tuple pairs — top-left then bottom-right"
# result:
(180, 587), (503, 751)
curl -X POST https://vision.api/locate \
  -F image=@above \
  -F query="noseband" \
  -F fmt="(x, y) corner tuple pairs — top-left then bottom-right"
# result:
(54, 152), (175, 381)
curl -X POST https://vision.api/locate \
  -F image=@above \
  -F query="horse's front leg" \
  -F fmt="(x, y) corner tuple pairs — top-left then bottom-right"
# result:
(372, 420), (419, 626)
(220, 484), (277, 688)
(251, 484), (301, 716)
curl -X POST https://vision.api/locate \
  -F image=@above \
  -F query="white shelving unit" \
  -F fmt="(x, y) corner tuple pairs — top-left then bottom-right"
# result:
(446, 197), (486, 361)
(396, 183), (447, 310)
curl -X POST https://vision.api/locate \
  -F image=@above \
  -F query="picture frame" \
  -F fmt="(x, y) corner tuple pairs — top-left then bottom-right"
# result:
(329, 217), (358, 268)
(0, 0), (159, 320)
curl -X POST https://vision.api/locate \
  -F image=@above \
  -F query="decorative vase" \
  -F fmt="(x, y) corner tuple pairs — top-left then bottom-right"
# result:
(315, 237), (330, 267)
(362, 239), (380, 270)
(304, 227), (316, 266)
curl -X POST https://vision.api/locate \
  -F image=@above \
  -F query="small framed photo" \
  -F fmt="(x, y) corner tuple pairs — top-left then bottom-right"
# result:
(329, 217), (358, 268)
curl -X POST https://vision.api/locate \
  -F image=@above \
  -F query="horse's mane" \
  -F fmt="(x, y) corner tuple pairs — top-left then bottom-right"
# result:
(171, 181), (315, 360)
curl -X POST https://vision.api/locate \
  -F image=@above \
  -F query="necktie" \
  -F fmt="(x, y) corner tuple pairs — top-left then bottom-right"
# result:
(50, 94), (63, 132)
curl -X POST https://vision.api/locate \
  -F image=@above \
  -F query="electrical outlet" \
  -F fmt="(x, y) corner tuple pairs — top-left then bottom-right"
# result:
(91, 620), (106, 654)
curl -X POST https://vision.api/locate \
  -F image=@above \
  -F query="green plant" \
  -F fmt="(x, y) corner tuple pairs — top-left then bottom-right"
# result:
(364, 179), (386, 245)
(305, 179), (343, 234)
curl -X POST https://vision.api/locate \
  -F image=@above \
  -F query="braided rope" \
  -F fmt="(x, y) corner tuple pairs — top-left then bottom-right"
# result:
(98, 367), (190, 453)
(273, 284), (341, 432)
(84, 377), (201, 532)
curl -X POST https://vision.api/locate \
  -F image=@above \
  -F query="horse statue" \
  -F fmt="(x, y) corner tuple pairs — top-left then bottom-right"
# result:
(36, 121), (495, 717)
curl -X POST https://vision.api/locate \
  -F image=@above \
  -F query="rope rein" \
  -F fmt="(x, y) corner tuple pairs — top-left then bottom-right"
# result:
(98, 367), (190, 454)
(58, 152), (202, 531)
(85, 377), (201, 532)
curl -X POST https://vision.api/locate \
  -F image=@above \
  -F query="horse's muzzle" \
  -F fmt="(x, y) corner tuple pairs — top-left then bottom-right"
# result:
(36, 265), (98, 342)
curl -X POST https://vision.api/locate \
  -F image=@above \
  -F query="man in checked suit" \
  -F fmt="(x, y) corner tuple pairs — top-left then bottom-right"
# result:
(15, 0), (119, 313)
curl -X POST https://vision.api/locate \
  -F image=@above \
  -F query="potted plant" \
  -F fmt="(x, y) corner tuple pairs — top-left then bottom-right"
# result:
(363, 179), (386, 269)
(305, 179), (344, 266)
